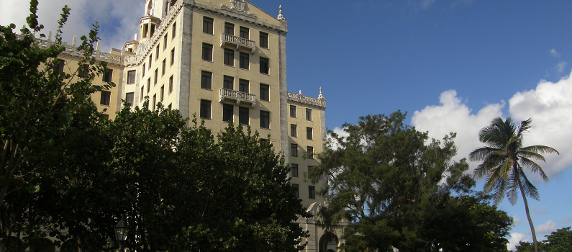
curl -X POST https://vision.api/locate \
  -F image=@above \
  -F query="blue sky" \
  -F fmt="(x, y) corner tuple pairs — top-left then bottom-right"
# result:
(2, 0), (571, 250)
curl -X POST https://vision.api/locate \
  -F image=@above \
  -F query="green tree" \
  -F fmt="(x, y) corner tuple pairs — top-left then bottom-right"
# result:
(1, 0), (110, 249)
(515, 227), (572, 252)
(312, 112), (510, 251)
(470, 118), (559, 252)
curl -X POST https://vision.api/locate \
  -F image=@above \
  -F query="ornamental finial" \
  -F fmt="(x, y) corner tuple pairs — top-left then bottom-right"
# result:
(318, 87), (324, 99)
(277, 5), (285, 20)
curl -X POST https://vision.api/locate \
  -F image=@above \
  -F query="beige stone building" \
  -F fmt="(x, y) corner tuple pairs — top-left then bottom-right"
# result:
(51, 0), (343, 251)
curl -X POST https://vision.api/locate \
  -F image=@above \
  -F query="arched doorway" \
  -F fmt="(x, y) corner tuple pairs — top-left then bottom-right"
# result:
(319, 232), (338, 252)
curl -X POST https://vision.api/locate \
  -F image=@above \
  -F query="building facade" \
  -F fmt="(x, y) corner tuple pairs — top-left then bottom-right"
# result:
(52, 0), (342, 250)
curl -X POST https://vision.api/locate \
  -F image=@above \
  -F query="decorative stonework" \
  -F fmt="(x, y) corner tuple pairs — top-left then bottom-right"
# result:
(287, 92), (326, 109)
(230, 0), (247, 12)
(221, 0), (257, 19)
(36, 38), (122, 65)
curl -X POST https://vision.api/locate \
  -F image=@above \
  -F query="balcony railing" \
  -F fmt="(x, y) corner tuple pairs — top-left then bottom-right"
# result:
(219, 88), (257, 107)
(220, 34), (256, 53)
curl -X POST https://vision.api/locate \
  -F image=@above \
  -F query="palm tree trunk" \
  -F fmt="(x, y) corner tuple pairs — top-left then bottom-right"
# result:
(518, 178), (538, 252)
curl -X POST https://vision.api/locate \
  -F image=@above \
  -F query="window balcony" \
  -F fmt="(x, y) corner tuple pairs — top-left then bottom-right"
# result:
(219, 88), (257, 107)
(220, 33), (256, 53)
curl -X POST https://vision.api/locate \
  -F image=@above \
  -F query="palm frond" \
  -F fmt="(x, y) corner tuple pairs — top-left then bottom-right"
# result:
(521, 145), (559, 156)
(519, 168), (540, 200)
(520, 157), (549, 181)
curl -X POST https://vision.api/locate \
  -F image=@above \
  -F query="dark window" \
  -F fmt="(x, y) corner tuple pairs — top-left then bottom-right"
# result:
(224, 49), (234, 66)
(160, 85), (164, 102)
(225, 22), (234, 35)
(103, 69), (113, 82)
(152, 94), (156, 110)
(162, 59), (166, 76)
(307, 146), (314, 159)
(125, 92), (134, 106)
(260, 32), (268, 48)
(100, 91), (111, 105)
(202, 43), (213, 61)
(307, 127), (313, 140)
(239, 26), (249, 39)
(147, 78), (151, 93)
(292, 184), (299, 198)
(149, 55), (152, 68)
(201, 71), (212, 90)
(309, 186), (315, 199)
(291, 124), (297, 137)
(127, 70), (136, 84)
(172, 22), (177, 38)
(168, 103), (172, 110)
(239, 106), (249, 125)
(223, 75), (234, 90)
(260, 110), (269, 129)
(169, 75), (173, 94)
(239, 52), (249, 69)
(239, 79), (249, 93)
(306, 108), (312, 121)
(223, 104), (233, 122)
(290, 105), (296, 118)
(78, 64), (88, 78)
(154, 69), (158, 85)
(291, 164), (299, 177)
(203, 17), (213, 34)
(171, 48), (175, 65)
(163, 34), (168, 49)
(140, 86), (144, 101)
(142, 64), (146, 76)
(291, 143), (298, 157)
(260, 84), (269, 101)
(56, 59), (65, 73)
(156, 46), (160, 60)
(200, 99), (211, 119)
(260, 57), (269, 74)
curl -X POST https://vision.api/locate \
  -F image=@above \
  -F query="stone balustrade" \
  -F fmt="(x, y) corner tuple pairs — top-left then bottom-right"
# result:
(287, 92), (326, 109)
(220, 33), (255, 53)
(219, 88), (257, 106)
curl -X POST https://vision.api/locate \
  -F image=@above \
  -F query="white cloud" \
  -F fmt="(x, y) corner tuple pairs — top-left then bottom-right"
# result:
(0, 0), (143, 51)
(550, 48), (560, 58)
(512, 216), (521, 226)
(556, 62), (568, 74)
(507, 232), (528, 251)
(509, 71), (572, 177)
(537, 220), (557, 234)
(411, 90), (504, 172)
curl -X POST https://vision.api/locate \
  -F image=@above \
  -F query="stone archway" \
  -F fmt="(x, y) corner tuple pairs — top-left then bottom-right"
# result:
(318, 232), (338, 252)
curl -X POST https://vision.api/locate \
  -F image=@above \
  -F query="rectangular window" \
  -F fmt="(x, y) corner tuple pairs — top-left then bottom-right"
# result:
(203, 17), (213, 34)
(172, 22), (176, 39)
(152, 94), (156, 110)
(142, 63), (146, 76)
(125, 92), (134, 106)
(169, 75), (173, 94)
(260, 57), (269, 74)
(140, 86), (144, 101)
(291, 143), (298, 157)
(154, 69), (158, 85)
(162, 59), (166, 76)
(56, 59), (65, 73)
(156, 46), (160, 60)
(260, 84), (269, 101)
(308, 166), (314, 177)
(307, 146), (314, 159)
(239, 79), (249, 93)
(171, 48), (175, 65)
(100, 91), (111, 105)
(239, 26), (249, 39)
(201, 71), (212, 90)
(225, 22), (234, 35)
(239, 106), (249, 125)
(260, 110), (269, 129)
(309, 186), (315, 199)
(147, 78), (151, 92)
(290, 105), (296, 118)
(202, 43), (213, 61)
(306, 108), (312, 121)
(149, 54), (152, 69)
(168, 103), (172, 110)
(127, 70), (136, 84)
(307, 127), (313, 140)
(291, 164), (299, 177)
(224, 49), (234, 66)
(223, 76), (234, 90)
(260, 31), (268, 49)
(292, 184), (299, 198)
(200, 99), (211, 119)
(160, 85), (164, 102)
(239, 52), (249, 69)
(78, 64), (88, 78)
(291, 124), (297, 137)
(102, 69), (113, 82)
(163, 34), (168, 50)
(223, 104), (233, 122)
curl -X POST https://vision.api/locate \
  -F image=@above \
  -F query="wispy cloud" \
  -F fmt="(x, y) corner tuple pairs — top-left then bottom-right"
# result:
(537, 220), (557, 234)
(512, 216), (521, 226)
(550, 48), (561, 58)
(507, 232), (528, 251)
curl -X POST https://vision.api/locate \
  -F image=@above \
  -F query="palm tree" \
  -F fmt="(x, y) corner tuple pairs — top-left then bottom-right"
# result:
(470, 117), (558, 252)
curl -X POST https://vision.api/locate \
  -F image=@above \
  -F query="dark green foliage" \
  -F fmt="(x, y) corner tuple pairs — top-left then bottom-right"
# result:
(516, 227), (572, 252)
(312, 112), (512, 251)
